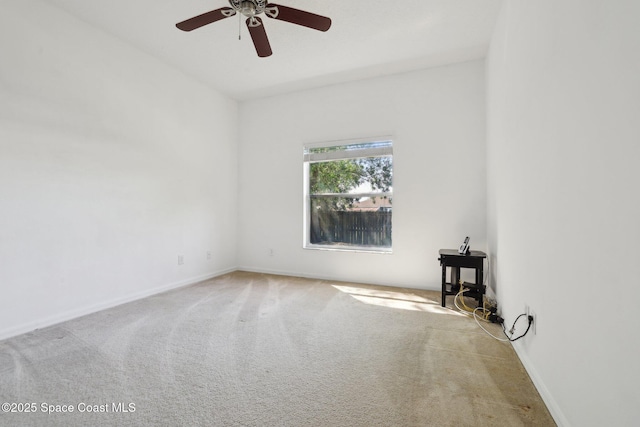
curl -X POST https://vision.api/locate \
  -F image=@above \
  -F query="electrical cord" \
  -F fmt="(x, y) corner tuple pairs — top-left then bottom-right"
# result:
(459, 288), (475, 312)
(454, 287), (492, 322)
(455, 255), (533, 342)
(454, 288), (470, 313)
(482, 254), (498, 312)
(473, 307), (510, 342)
(472, 308), (534, 342)
(453, 288), (469, 313)
(454, 288), (488, 320)
(502, 314), (533, 342)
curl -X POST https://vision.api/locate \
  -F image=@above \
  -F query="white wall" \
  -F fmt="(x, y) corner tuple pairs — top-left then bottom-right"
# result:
(237, 61), (486, 289)
(0, 1), (238, 339)
(486, 1), (640, 426)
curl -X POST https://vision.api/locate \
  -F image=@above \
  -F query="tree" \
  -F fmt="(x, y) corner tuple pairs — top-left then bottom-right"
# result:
(309, 156), (392, 211)
(309, 160), (362, 194)
(310, 159), (361, 211)
(358, 156), (393, 203)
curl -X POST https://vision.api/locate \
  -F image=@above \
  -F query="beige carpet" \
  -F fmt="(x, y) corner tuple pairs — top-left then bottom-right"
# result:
(0, 271), (555, 426)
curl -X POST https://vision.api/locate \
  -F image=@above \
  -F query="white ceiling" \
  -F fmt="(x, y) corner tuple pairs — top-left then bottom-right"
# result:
(47, 0), (503, 100)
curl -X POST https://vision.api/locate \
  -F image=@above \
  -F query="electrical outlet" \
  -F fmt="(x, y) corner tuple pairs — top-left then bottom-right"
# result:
(268, 248), (275, 257)
(178, 255), (184, 265)
(206, 251), (212, 260)
(530, 310), (536, 335)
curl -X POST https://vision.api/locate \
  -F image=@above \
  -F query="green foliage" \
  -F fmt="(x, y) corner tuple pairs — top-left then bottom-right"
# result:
(360, 157), (392, 193)
(309, 156), (392, 211)
(309, 160), (362, 194)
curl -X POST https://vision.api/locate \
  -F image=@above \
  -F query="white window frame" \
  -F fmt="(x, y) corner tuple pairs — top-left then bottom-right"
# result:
(303, 136), (393, 253)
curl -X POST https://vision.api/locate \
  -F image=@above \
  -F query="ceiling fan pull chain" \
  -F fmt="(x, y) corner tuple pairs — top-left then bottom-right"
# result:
(238, 7), (242, 40)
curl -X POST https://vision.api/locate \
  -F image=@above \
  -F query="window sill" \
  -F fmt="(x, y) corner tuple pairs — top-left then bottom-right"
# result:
(304, 244), (392, 254)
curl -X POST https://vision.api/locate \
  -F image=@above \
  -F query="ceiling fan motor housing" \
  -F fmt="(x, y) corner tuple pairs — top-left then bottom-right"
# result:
(229, 0), (267, 17)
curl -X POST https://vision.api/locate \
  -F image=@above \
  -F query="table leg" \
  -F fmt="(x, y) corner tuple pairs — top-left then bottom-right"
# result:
(476, 265), (484, 308)
(451, 267), (460, 293)
(441, 264), (446, 307)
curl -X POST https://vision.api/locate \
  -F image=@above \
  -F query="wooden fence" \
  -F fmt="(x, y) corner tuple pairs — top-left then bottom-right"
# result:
(310, 211), (392, 247)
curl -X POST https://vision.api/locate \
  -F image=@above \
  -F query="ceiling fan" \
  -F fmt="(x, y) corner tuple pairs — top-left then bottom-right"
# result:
(176, 0), (332, 58)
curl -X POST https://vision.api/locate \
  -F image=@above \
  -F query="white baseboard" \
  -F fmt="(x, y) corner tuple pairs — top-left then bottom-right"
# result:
(0, 267), (237, 342)
(512, 342), (570, 427)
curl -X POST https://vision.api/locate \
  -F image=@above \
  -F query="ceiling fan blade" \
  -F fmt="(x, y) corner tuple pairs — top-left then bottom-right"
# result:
(265, 4), (331, 32)
(176, 7), (236, 31)
(246, 17), (272, 58)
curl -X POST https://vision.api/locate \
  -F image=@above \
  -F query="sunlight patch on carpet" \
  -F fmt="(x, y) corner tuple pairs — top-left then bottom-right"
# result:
(332, 285), (466, 315)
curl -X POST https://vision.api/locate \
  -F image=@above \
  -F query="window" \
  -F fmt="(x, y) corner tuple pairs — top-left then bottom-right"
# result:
(303, 138), (393, 252)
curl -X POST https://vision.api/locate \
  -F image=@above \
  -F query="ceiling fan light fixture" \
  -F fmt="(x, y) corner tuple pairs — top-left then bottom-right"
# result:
(240, 1), (257, 17)
(230, 0), (266, 17)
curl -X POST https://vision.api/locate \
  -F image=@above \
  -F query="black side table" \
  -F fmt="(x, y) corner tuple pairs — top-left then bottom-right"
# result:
(438, 249), (487, 308)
